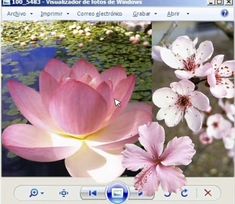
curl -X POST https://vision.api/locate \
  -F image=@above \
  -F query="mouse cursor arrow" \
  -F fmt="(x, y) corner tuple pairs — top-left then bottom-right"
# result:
(114, 99), (121, 107)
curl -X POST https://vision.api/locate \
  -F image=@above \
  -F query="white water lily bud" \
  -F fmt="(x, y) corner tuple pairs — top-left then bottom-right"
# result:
(125, 31), (133, 36)
(135, 34), (141, 40)
(39, 33), (45, 38)
(143, 41), (150, 47)
(85, 32), (91, 36)
(129, 36), (135, 42)
(147, 29), (152, 36)
(72, 30), (79, 35)
(76, 25), (81, 30)
(51, 31), (56, 36)
(59, 34), (65, 39)
(78, 43), (84, 48)
(78, 30), (84, 35)
(30, 35), (37, 40)
(84, 27), (91, 32)
(106, 30), (113, 35)
(20, 42), (26, 46)
(68, 24), (76, 30)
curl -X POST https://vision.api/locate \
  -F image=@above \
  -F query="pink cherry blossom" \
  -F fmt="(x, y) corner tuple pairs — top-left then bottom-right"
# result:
(2, 59), (152, 183)
(199, 132), (213, 145)
(228, 148), (235, 158)
(207, 55), (235, 98)
(153, 79), (211, 132)
(206, 114), (232, 139)
(152, 35), (214, 79)
(122, 122), (196, 196)
(223, 128), (235, 150)
(219, 99), (235, 122)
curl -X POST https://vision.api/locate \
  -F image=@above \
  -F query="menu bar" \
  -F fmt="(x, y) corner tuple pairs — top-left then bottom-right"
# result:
(2, 7), (234, 21)
(1, 0), (215, 7)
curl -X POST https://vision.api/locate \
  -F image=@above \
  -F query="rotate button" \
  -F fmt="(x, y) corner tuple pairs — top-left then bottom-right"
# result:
(129, 187), (154, 200)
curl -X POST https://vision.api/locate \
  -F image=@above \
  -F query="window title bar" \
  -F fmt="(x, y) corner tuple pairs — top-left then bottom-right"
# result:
(2, 0), (211, 7)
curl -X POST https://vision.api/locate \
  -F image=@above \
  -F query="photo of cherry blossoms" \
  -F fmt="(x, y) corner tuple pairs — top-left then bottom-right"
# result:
(152, 21), (235, 177)
(1, 21), (152, 179)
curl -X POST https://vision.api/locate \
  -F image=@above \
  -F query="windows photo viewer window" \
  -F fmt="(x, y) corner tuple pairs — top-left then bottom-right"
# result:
(0, 0), (235, 203)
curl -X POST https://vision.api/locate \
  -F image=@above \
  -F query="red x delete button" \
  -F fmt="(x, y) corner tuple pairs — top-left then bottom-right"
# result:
(197, 186), (221, 200)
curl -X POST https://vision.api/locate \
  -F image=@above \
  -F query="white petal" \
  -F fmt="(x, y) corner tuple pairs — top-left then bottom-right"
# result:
(207, 114), (222, 126)
(170, 79), (195, 95)
(220, 79), (235, 99)
(211, 55), (224, 70)
(190, 91), (210, 111)
(206, 126), (221, 139)
(210, 86), (227, 98)
(195, 41), (214, 64)
(152, 87), (178, 108)
(218, 60), (235, 77)
(193, 37), (198, 46)
(171, 36), (196, 59)
(195, 63), (213, 77)
(175, 70), (194, 79)
(185, 107), (203, 132)
(206, 114), (232, 139)
(223, 128), (235, 150)
(207, 72), (217, 87)
(160, 47), (184, 69)
(65, 143), (124, 183)
(156, 108), (167, 120)
(160, 106), (183, 127)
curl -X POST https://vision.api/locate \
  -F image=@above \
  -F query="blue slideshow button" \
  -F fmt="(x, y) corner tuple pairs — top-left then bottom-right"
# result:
(106, 182), (129, 204)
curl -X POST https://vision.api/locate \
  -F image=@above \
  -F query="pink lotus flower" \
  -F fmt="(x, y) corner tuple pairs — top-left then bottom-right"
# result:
(2, 59), (152, 182)
(199, 132), (213, 145)
(153, 79), (211, 132)
(207, 55), (235, 98)
(152, 35), (213, 79)
(122, 122), (196, 196)
(219, 99), (235, 122)
(206, 114), (232, 139)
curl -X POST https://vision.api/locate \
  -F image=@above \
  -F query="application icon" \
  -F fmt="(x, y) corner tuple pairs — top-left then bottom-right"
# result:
(106, 183), (129, 204)
(29, 188), (39, 197)
(3, 0), (11, 5)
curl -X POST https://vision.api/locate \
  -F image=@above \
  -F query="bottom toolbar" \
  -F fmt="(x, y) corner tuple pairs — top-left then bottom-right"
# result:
(14, 183), (221, 202)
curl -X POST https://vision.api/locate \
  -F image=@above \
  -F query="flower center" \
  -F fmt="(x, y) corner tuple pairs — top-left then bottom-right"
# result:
(215, 73), (222, 85)
(183, 56), (198, 72)
(212, 122), (219, 128)
(176, 95), (192, 110)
